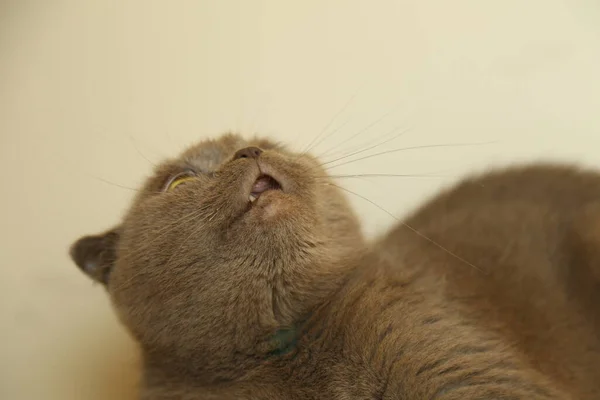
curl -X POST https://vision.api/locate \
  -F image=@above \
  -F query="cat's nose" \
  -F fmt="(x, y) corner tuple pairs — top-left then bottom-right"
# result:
(234, 146), (263, 160)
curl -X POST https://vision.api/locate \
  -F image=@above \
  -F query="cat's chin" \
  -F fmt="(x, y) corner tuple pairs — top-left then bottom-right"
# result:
(245, 190), (293, 219)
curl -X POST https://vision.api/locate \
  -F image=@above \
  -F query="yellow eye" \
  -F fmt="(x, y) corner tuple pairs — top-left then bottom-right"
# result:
(165, 172), (197, 191)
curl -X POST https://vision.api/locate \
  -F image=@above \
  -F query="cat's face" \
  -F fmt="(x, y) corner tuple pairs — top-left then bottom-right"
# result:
(70, 133), (364, 380)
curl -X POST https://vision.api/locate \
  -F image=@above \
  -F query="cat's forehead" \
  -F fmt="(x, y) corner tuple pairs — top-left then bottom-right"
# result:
(179, 134), (249, 173)
(177, 134), (281, 173)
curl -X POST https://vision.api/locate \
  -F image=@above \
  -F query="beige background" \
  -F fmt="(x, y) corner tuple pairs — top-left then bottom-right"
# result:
(2, 1), (600, 399)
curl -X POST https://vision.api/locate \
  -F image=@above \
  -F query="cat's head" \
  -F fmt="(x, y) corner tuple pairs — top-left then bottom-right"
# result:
(70, 133), (364, 381)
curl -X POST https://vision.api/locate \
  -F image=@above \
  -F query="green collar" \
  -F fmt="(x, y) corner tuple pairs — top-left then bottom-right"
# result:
(267, 328), (298, 356)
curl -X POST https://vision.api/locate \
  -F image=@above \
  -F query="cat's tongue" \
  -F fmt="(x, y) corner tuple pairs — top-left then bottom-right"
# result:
(251, 175), (280, 195)
(249, 175), (281, 203)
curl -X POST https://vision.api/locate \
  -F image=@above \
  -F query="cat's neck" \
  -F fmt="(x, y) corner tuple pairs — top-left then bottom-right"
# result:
(138, 255), (368, 398)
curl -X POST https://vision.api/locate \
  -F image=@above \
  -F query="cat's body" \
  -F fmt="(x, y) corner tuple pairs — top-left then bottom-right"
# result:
(368, 164), (600, 399)
(71, 135), (600, 399)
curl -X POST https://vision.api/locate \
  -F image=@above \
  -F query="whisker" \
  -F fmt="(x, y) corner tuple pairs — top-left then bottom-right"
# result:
(326, 173), (447, 179)
(325, 182), (483, 273)
(304, 117), (354, 156)
(129, 134), (157, 167)
(316, 97), (422, 162)
(86, 174), (173, 195)
(319, 126), (411, 166)
(87, 175), (144, 192)
(301, 91), (359, 155)
(316, 108), (396, 160)
(325, 141), (497, 170)
(319, 122), (408, 162)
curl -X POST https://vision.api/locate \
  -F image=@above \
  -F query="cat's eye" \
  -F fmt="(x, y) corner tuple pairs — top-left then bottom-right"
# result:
(164, 171), (197, 192)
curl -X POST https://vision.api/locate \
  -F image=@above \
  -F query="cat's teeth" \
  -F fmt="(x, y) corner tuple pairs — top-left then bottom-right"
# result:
(249, 194), (257, 203)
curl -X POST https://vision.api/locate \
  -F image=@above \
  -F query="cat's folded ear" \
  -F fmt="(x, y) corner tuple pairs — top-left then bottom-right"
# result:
(69, 227), (121, 285)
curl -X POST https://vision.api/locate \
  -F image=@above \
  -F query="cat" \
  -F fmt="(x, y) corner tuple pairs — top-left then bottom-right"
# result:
(70, 133), (600, 399)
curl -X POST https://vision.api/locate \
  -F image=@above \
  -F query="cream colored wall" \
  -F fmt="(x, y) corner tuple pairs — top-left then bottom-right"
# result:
(2, 1), (600, 399)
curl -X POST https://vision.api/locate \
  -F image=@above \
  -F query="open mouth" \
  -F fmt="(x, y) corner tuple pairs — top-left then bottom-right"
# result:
(249, 174), (282, 203)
